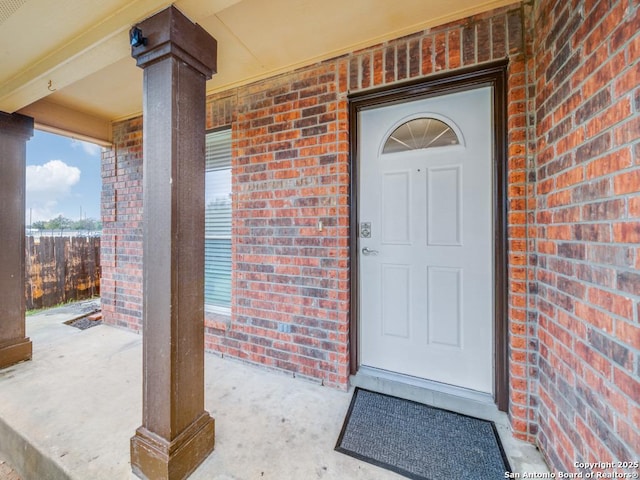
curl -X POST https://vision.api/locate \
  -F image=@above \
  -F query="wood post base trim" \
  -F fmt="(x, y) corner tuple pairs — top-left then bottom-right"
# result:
(0, 337), (32, 369)
(131, 412), (215, 480)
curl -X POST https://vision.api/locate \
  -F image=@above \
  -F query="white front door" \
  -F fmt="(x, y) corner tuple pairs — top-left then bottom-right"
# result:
(359, 87), (494, 394)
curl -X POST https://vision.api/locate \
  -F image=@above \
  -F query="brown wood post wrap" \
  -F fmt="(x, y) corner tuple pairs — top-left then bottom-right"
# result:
(0, 112), (34, 370)
(129, 6), (217, 480)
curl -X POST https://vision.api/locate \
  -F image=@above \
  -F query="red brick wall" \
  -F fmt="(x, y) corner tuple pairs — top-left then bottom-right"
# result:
(202, 67), (352, 387)
(102, 4), (538, 437)
(101, 117), (143, 332)
(534, 0), (640, 472)
(199, 5), (537, 405)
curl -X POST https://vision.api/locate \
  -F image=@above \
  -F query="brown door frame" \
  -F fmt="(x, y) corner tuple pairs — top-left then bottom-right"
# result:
(348, 60), (509, 411)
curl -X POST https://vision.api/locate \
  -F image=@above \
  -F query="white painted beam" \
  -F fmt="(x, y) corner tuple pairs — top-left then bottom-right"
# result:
(18, 99), (112, 146)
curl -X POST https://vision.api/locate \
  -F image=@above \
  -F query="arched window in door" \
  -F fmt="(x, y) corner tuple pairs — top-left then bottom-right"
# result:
(382, 117), (460, 154)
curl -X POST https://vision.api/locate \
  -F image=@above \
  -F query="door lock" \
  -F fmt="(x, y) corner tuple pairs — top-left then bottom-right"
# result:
(360, 222), (371, 238)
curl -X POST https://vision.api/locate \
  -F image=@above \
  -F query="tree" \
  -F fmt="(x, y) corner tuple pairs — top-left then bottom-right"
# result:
(46, 215), (72, 235)
(72, 218), (97, 231)
(32, 220), (46, 232)
(27, 215), (102, 236)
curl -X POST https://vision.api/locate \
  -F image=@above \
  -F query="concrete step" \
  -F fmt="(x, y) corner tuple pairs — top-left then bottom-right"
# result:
(0, 457), (22, 480)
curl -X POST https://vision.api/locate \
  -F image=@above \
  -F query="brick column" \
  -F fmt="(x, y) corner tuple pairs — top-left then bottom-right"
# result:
(129, 7), (217, 479)
(0, 112), (33, 369)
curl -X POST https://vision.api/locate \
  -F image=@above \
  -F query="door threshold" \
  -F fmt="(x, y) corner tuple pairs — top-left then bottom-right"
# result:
(351, 366), (502, 422)
(350, 366), (549, 475)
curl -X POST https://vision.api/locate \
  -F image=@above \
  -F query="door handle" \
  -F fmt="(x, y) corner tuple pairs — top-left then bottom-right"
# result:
(362, 247), (379, 256)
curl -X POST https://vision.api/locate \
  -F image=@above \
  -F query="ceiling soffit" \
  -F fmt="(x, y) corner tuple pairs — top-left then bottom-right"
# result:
(1, 0), (516, 142)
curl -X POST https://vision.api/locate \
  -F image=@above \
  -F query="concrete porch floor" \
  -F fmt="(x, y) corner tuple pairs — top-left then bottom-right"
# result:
(0, 300), (548, 479)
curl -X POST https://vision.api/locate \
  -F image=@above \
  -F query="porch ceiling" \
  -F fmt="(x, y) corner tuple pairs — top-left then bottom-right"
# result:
(0, 0), (515, 144)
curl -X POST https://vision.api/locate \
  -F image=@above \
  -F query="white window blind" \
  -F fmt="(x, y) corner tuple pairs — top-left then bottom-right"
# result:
(205, 129), (232, 311)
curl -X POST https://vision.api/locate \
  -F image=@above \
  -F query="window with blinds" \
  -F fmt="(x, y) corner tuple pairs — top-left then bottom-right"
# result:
(205, 129), (232, 312)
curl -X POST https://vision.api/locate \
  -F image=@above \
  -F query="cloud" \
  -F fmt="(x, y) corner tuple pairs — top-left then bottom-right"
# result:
(27, 160), (80, 194)
(26, 160), (81, 221)
(27, 201), (62, 223)
(71, 139), (101, 157)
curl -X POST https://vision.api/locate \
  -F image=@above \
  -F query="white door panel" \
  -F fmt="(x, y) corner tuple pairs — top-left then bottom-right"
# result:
(359, 87), (493, 394)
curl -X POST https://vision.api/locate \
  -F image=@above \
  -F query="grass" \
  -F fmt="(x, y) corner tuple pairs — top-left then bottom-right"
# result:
(26, 296), (100, 317)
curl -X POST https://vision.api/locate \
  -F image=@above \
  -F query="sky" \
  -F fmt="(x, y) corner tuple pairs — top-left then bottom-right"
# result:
(26, 130), (102, 224)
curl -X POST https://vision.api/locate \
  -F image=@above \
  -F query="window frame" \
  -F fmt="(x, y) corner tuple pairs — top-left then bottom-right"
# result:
(204, 126), (232, 316)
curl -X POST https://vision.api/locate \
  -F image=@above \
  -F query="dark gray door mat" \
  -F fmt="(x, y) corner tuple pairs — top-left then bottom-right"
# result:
(335, 388), (511, 480)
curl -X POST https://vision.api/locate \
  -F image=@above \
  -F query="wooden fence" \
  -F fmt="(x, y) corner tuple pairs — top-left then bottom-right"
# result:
(25, 236), (100, 310)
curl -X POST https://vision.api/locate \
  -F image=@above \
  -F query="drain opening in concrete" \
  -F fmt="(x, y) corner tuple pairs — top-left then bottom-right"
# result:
(64, 311), (102, 330)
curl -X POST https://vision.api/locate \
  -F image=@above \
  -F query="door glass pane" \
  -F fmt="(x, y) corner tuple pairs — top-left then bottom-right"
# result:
(383, 117), (459, 154)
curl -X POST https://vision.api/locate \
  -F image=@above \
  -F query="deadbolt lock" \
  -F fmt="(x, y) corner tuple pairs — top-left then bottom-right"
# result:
(360, 222), (371, 238)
